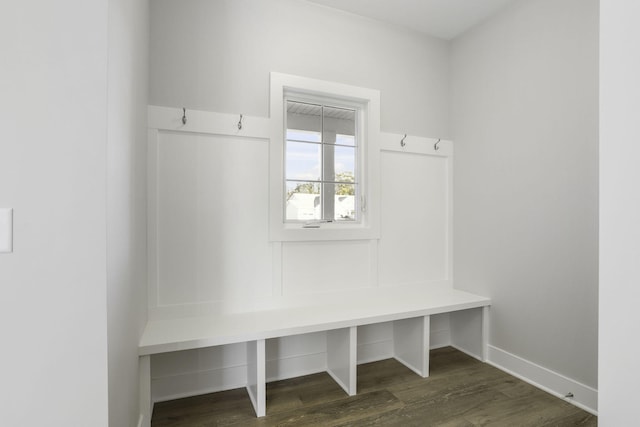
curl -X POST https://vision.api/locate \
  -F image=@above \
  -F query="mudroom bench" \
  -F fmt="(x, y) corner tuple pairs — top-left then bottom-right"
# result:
(138, 286), (490, 424)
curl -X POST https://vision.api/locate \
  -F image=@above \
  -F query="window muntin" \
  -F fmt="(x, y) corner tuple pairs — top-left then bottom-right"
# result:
(285, 99), (359, 223)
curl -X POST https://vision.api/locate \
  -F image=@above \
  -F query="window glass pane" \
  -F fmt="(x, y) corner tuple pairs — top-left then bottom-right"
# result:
(286, 181), (321, 221)
(286, 141), (321, 181)
(335, 133), (355, 146)
(286, 129), (321, 143)
(287, 101), (322, 139)
(333, 184), (356, 221)
(322, 144), (356, 183)
(334, 145), (356, 182)
(284, 98), (360, 223)
(323, 106), (355, 145)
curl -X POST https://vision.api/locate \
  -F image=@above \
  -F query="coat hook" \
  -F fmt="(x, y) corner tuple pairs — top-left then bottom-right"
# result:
(182, 108), (187, 125)
(400, 134), (407, 147)
(238, 114), (243, 130)
(434, 138), (441, 151)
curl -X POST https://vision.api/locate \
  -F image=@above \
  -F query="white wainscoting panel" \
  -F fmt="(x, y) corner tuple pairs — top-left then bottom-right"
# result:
(154, 131), (272, 307)
(281, 240), (374, 295)
(430, 313), (451, 349)
(357, 322), (393, 364)
(450, 307), (485, 360)
(266, 332), (328, 381)
(378, 150), (451, 287)
(151, 343), (247, 402)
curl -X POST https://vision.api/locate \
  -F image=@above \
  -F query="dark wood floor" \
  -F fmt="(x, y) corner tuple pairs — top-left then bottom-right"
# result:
(152, 347), (597, 426)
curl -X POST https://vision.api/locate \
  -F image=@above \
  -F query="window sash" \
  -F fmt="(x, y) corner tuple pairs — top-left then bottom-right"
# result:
(284, 98), (359, 223)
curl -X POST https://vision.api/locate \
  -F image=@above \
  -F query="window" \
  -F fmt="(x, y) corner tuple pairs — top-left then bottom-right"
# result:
(285, 99), (358, 223)
(269, 73), (380, 241)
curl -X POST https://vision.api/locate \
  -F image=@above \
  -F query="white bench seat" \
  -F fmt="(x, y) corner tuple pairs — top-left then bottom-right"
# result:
(138, 285), (490, 424)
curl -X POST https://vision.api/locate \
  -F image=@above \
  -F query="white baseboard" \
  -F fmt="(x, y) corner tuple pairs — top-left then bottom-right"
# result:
(486, 345), (598, 415)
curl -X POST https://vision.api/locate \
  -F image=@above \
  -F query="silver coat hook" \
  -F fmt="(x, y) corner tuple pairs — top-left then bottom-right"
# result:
(400, 134), (407, 147)
(434, 138), (441, 151)
(238, 114), (243, 130)
(182, 108), (187, 125)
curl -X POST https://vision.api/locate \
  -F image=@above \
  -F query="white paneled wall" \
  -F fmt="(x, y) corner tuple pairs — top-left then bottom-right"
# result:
(151, 343), (248, 402)
(379, 151), (451, 286)
(282, 241), (374, 295)
(266, 332), (328, 381)
(147, 106), (453, 401)
(154, 131), (272, 306)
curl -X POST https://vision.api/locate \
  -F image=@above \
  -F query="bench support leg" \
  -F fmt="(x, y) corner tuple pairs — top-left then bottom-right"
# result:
(246, 339), (266, 417)
(138, 355), (151, 427)
(450, 306), (489, 361)
(327, 326), (357, 396)
(393, 315), (430, 378)
(482, 305), (490, 362)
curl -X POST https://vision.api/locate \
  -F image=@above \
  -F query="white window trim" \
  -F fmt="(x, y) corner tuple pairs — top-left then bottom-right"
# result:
(269, 72), (381, 241)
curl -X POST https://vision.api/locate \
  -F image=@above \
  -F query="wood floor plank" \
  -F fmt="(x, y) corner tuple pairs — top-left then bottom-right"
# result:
(356, 358), (424, 394)
(151, 347), (597, 427)
(332, 391), (494, 427)
(462, 393), (590, 427)
(389, 365), (508, 405)
(265, 372), (348, 415)
(151, 388), (257, 427)
(540, 410), (598, 427)
(429, 346), (482, 375)
(246, 390), (404, 427)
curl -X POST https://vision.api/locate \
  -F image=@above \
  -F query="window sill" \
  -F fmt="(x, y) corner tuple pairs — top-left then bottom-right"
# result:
(269, 222), (379, 242)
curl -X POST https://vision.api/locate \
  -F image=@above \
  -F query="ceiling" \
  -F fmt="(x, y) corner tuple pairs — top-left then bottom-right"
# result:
(306, 0), (518, 40)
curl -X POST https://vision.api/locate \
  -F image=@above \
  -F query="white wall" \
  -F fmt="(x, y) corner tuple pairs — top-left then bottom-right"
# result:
(0, 1), (110, 425)
(599, 1), (640, 423)
(149, 0), (450, 138)
(451, 0), (598, 394)
(107, 0), (149, 426)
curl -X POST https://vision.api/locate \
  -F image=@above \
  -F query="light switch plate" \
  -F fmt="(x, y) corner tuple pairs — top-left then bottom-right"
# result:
(0, 208), (13, 253)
